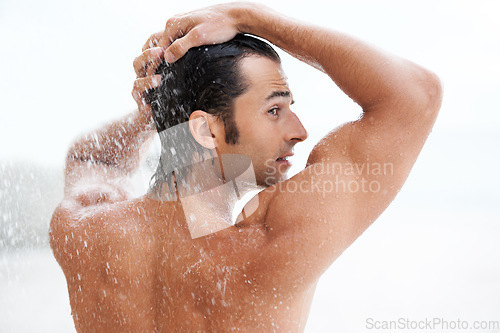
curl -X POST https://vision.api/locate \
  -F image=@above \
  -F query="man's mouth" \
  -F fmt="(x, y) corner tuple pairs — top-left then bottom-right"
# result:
(276, 152), (293, 161)
(276, 153), (293, 167)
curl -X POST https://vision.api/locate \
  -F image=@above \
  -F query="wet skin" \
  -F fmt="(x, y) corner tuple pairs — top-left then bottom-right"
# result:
(51, 193), (316, 332)
(50, 3), (441, 331)
(50, 57), (314, 332)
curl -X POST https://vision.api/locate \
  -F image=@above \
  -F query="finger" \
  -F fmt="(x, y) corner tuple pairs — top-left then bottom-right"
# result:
(139, 103), (154, 125)
(144, 49), (164, 76)
(142, 32), (163, 52)
(146, 63), (159, 77)
(133, 47), (164, 78)
(133, 47), (163, 77)
(164, 27), (203, 63)
(161, 13), (197, 49)
(132, 75), (162, 105)
(135, 100), (154, 126)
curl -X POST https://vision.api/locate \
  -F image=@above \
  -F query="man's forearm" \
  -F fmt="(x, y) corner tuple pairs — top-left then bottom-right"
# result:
(235, 3), (439, 112)
(68, 111), (154, 174)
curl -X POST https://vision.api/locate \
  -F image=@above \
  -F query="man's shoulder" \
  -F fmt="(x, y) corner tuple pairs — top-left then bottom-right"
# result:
(49, 197), (147, 258)
(53, 194), (133, 221)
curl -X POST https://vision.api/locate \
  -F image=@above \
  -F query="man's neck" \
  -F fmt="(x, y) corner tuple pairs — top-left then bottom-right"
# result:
(149, 154), (263, 238)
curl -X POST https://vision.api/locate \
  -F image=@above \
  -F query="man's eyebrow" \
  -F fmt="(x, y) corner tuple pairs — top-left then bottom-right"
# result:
(265, 91), (295, 104)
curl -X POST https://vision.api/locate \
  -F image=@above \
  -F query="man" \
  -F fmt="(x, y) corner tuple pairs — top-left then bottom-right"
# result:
(50, 2), (442, 332)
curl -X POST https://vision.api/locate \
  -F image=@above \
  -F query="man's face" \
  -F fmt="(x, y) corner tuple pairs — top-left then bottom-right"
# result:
(215, 55), (308, 186)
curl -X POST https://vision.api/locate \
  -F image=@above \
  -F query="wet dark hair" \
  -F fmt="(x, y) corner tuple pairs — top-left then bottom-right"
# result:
(147, 34), (280, 143)
(146, 34), (281, 194)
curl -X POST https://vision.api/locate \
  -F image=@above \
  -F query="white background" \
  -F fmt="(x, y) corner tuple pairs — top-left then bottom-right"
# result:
(1, 0), (499, 332)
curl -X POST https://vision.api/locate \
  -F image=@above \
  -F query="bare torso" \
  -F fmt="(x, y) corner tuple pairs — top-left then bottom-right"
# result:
(54, 191), (316, 332)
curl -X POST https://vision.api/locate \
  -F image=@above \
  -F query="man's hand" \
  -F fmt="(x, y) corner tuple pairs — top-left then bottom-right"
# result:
(156, 3), (247, 63)
(132, 46), (163, 125)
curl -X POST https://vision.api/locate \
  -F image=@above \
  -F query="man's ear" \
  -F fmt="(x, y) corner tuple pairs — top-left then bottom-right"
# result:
(189, 110), (220, 149)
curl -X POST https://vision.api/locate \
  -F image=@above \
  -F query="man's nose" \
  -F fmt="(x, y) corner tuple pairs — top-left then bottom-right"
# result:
(285, 111), (308, 142)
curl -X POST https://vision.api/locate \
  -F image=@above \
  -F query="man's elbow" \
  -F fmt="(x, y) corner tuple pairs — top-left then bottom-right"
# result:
(412, 68), (443, 122)
(395, 67), (443, 127)
(423, 70), (443, 116)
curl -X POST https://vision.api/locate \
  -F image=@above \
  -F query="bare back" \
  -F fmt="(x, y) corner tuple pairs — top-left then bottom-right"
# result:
(51, 189), (316, 332)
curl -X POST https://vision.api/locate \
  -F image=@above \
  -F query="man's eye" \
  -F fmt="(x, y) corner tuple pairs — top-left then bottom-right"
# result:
(268, 108), (279, 116)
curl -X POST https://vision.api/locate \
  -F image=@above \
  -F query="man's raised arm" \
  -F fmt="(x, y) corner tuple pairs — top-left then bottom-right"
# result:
(156, 2), (442, 284)
(61, 49), (163, 207)
(49, 46), (163, 278)
(230, 6), (443, 206)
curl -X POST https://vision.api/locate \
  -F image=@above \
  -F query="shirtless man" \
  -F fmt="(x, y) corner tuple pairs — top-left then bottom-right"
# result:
(50, 2), (442, 332)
